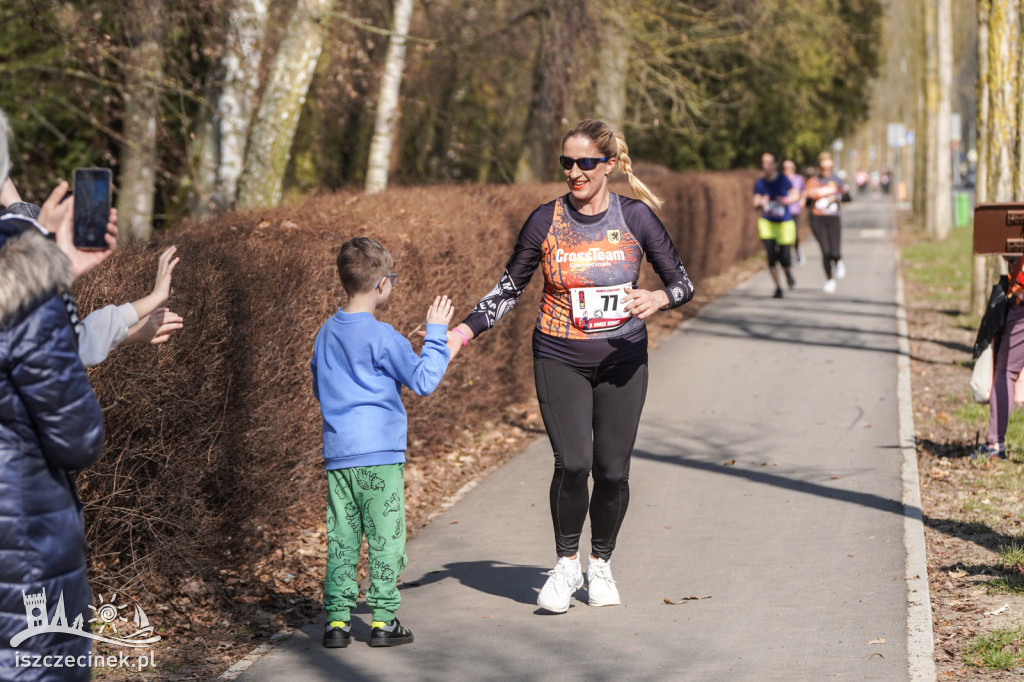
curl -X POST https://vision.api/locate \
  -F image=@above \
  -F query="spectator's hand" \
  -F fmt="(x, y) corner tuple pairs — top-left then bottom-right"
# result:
(123, 307), (184, 346)
(36, 180), (71, 233)
(623, 288), (670, 320)
(48, 181), (118, 279)
(151, 245), (179, 304)
(425, 295), (454, 326)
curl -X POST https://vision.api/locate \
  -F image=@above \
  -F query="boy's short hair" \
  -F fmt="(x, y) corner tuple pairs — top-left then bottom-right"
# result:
(337, 237), (394, 296)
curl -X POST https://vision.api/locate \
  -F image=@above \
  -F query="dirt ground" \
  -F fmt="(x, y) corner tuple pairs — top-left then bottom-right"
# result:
(901, 234), (1024, 677)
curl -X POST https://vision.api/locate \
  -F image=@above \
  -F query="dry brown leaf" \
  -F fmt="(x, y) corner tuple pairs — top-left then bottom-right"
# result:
(868, 637), (886, 645)
(723, 459), (736, 467)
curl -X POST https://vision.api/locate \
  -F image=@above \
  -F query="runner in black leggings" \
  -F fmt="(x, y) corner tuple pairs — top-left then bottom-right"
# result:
(448, 120), (693, 613)
(534, 357), (648, 561)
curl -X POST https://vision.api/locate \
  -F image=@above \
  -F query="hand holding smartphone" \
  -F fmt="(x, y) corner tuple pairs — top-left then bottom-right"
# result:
(72, 168), (112, 250)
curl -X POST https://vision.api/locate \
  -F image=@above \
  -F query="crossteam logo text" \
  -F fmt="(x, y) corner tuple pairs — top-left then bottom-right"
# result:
(554, 248), (626, 263)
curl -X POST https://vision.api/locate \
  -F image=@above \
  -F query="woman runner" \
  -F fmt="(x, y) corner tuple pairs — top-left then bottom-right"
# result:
(449, 120), (694, 613)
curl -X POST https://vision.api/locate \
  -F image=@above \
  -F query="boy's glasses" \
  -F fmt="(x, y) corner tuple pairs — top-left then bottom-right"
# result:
(378, 273), (397, 288)
(559, 156), (608, 171)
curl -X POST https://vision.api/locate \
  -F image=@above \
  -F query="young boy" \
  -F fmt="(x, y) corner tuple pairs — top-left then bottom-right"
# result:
(311, 237), (454, 648)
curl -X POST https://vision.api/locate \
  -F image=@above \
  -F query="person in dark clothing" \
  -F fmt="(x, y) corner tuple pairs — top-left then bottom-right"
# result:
(448, 120), (694, 613)
(753, 152), (799, 298)
(0, 107), (113, 681)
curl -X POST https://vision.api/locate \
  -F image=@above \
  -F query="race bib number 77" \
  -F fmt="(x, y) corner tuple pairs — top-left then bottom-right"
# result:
(570, 282), (633, 332)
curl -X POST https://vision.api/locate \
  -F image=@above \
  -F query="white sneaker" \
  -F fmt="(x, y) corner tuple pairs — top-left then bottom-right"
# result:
(537, 557), (583, 613)
(823, 279), (837, 294)
(586, 558), (621, 607)
(835, 260), (846, 279)
(795, 247), (806, 266)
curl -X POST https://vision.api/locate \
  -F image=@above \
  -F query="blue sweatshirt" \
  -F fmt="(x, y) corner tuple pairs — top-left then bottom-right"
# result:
(311, 310), (451, 470)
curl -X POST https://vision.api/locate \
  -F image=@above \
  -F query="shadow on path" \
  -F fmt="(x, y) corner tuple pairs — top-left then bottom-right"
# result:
(633, 447), (908, 518)
(401, 561), (546, 606)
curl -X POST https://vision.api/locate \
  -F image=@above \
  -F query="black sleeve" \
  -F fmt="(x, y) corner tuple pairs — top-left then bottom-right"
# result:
(461, 202), (554, 337)
(622, 199), (694, 309)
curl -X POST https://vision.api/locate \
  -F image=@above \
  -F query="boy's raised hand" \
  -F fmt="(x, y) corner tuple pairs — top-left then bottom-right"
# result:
(426, 295), (454, 327)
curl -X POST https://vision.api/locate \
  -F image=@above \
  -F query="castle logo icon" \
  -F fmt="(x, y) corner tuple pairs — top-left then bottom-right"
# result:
(10, 588), (161, 649)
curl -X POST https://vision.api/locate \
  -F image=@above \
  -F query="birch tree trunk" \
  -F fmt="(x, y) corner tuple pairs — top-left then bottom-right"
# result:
(236, 0), (334, 210)
(927, 0), (952, 240)
(191, 0), (269, 214)
(971, 0), (992, 316)
(365, 0), (415, 194)
(118, 0), (164, 243)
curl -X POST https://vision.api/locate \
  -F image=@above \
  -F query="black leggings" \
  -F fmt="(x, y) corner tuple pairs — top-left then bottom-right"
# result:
(810, 214), (842, 278)
(761, 239), (792, 269)
(533, 356), (649, 561)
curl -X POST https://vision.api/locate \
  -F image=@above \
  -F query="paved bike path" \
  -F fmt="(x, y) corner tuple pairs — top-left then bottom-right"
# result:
(226, 196), (932, 681)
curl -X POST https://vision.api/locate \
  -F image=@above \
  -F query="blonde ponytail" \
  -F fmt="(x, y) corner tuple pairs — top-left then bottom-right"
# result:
(562, 119), (663, 211)
(612, 130), (663, 211)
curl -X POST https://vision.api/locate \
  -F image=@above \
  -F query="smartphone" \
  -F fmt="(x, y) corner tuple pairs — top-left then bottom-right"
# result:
(72, 168), (112, 250)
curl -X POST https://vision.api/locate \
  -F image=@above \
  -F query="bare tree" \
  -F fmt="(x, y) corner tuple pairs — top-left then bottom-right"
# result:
(118, 0), (164, 242)
(971, 0), (993, 316)
(236, 0), (335, 209)
(595, 9), (628, 133)
(971, 0), (1023, 313)
(365, 0), (415, 194)
(925, 0), (953, 240)
(514, 1), (587, 183)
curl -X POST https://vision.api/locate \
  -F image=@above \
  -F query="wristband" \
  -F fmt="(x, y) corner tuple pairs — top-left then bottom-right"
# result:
(453, 327), (469, 347)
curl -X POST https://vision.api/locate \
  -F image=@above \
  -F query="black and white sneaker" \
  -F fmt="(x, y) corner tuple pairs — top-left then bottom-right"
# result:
(322, 621), (351, 648)
(369, 618), (414, 647)
(971, 444), (1007, 461)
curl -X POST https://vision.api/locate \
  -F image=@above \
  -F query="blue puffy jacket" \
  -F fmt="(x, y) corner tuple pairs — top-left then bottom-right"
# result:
(0, 220), (104, 681)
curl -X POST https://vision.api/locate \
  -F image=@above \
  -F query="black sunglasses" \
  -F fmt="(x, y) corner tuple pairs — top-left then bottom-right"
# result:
(559, 155), (609, 171)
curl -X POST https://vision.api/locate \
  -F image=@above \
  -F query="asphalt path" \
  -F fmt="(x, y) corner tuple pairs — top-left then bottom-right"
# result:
(224, 194), (934, 682)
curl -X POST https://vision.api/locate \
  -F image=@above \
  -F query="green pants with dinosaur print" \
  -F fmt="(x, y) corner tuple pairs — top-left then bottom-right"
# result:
(323, 463), (407, 623)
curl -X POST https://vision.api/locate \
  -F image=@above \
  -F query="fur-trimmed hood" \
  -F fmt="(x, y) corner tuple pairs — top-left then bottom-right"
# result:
(0, 222), (72, 327)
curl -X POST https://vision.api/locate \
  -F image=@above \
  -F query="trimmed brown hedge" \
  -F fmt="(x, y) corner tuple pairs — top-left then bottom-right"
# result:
(74, 171), (760, 590)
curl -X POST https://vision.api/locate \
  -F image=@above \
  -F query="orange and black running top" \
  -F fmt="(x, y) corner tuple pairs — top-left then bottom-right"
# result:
(463, 193), (693, 367)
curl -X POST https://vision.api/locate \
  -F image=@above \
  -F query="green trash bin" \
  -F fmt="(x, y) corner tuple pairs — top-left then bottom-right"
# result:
(955, 192), (972, 228)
